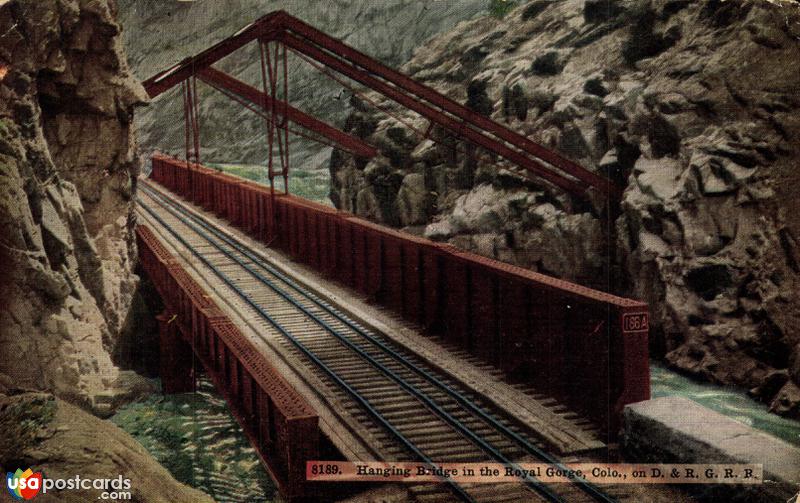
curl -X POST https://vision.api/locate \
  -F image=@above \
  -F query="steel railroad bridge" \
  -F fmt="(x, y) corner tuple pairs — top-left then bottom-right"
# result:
(136, 11), (650, 503)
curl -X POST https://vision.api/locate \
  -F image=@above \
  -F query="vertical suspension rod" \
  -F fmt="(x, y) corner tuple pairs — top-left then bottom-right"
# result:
(281, 42), (289, 194)
(182, 82), (191, 170)
(266, 41), (288, 197)
(268, 42), (287, 195)
(191, 75), (202, 167)
(259, 39), (276, 197)
(259, 38), (278, 240)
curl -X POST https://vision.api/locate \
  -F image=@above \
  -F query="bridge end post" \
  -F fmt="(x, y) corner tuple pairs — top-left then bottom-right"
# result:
(610, 306), (651, 436)
(157, 311), (195, 394)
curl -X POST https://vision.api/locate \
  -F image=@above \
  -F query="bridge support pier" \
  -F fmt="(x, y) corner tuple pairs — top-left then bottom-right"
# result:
(157, 312), (195, 394)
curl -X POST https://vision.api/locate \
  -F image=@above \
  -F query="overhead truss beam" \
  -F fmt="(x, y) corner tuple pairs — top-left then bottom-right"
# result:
(197, 67), (377, 159)
(142, 10), (620, 198)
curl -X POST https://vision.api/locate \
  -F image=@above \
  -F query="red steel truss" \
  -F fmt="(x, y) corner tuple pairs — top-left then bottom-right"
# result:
(197, 67), (377, 159)
(142, 11), (621, 199)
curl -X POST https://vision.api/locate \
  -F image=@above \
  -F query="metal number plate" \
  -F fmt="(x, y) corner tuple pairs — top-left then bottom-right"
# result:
(622, 312), (649, 332)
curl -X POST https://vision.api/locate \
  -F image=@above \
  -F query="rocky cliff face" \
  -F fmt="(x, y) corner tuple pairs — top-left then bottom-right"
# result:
(0, 375), (213, 503)
(331, 0), (800, 418)
(118, 0), (487, 171)
(0, 0), (151, 414)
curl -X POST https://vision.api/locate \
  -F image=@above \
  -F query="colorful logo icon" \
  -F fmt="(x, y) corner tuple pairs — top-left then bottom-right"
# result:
(6, 468), (42, 500)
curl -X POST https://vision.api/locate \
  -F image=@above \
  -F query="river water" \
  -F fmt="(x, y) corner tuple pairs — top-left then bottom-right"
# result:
(112, 364), (799, 502)
(650, 363), (800, 447)
(111, 378), (276, 503)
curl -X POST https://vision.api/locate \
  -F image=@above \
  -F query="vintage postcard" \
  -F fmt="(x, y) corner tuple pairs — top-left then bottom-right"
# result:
(1, 1), (798, 502)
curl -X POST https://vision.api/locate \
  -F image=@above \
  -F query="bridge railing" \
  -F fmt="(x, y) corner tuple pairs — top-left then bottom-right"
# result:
(149, 154), (649, 436)
(137, 223), (318, 499)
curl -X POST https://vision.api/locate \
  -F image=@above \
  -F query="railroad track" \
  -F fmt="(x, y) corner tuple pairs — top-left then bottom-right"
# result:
(137, 179), (621, 503)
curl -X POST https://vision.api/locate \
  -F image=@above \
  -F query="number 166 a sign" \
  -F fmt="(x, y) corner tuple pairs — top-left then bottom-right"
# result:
(622, 312), (649, 333)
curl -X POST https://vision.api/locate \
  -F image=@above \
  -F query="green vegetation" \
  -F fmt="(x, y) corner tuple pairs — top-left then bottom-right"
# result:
(528, 90), (558, 113)
(466, 79), (494, 117)
(207, 163), (264, 183)
(0, 394), (56, 468)
(583, 77), (609, 97)
(488, 0), (517, 19)
(288, 169), (333, 203)
(209, 163), (333, 204)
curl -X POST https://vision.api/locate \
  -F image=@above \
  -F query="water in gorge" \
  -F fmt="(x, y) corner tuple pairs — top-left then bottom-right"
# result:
(650, 363), (800, 447)
(112, 377), (276, 503)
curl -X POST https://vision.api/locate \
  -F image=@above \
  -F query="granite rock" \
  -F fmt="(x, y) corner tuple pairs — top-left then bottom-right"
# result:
(330, 0), (800, 412)
(0, 0), (149, 414)
(0, 384), (213, 503)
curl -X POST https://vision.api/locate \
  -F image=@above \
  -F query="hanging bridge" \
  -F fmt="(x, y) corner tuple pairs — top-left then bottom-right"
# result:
(135, 11), (650, 503)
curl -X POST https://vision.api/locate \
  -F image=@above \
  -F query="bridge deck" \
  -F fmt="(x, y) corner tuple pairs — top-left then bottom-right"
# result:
(139, 179), (624, 501)
(137, 180), (606, 457)
(138, 188), (377, 463)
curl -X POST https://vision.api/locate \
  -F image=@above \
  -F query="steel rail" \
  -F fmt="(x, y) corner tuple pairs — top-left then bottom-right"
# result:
(138, 184), (566, 503)
(137, 192), (477, 503)
(140, 179), (617, 503)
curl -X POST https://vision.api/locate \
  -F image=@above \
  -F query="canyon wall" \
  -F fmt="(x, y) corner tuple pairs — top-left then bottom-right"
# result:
(331, 0), (800, 418)
(0, 0), (149, 414)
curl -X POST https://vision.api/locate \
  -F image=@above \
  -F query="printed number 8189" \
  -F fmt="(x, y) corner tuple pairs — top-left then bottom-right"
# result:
(310, 464), (341, 475)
